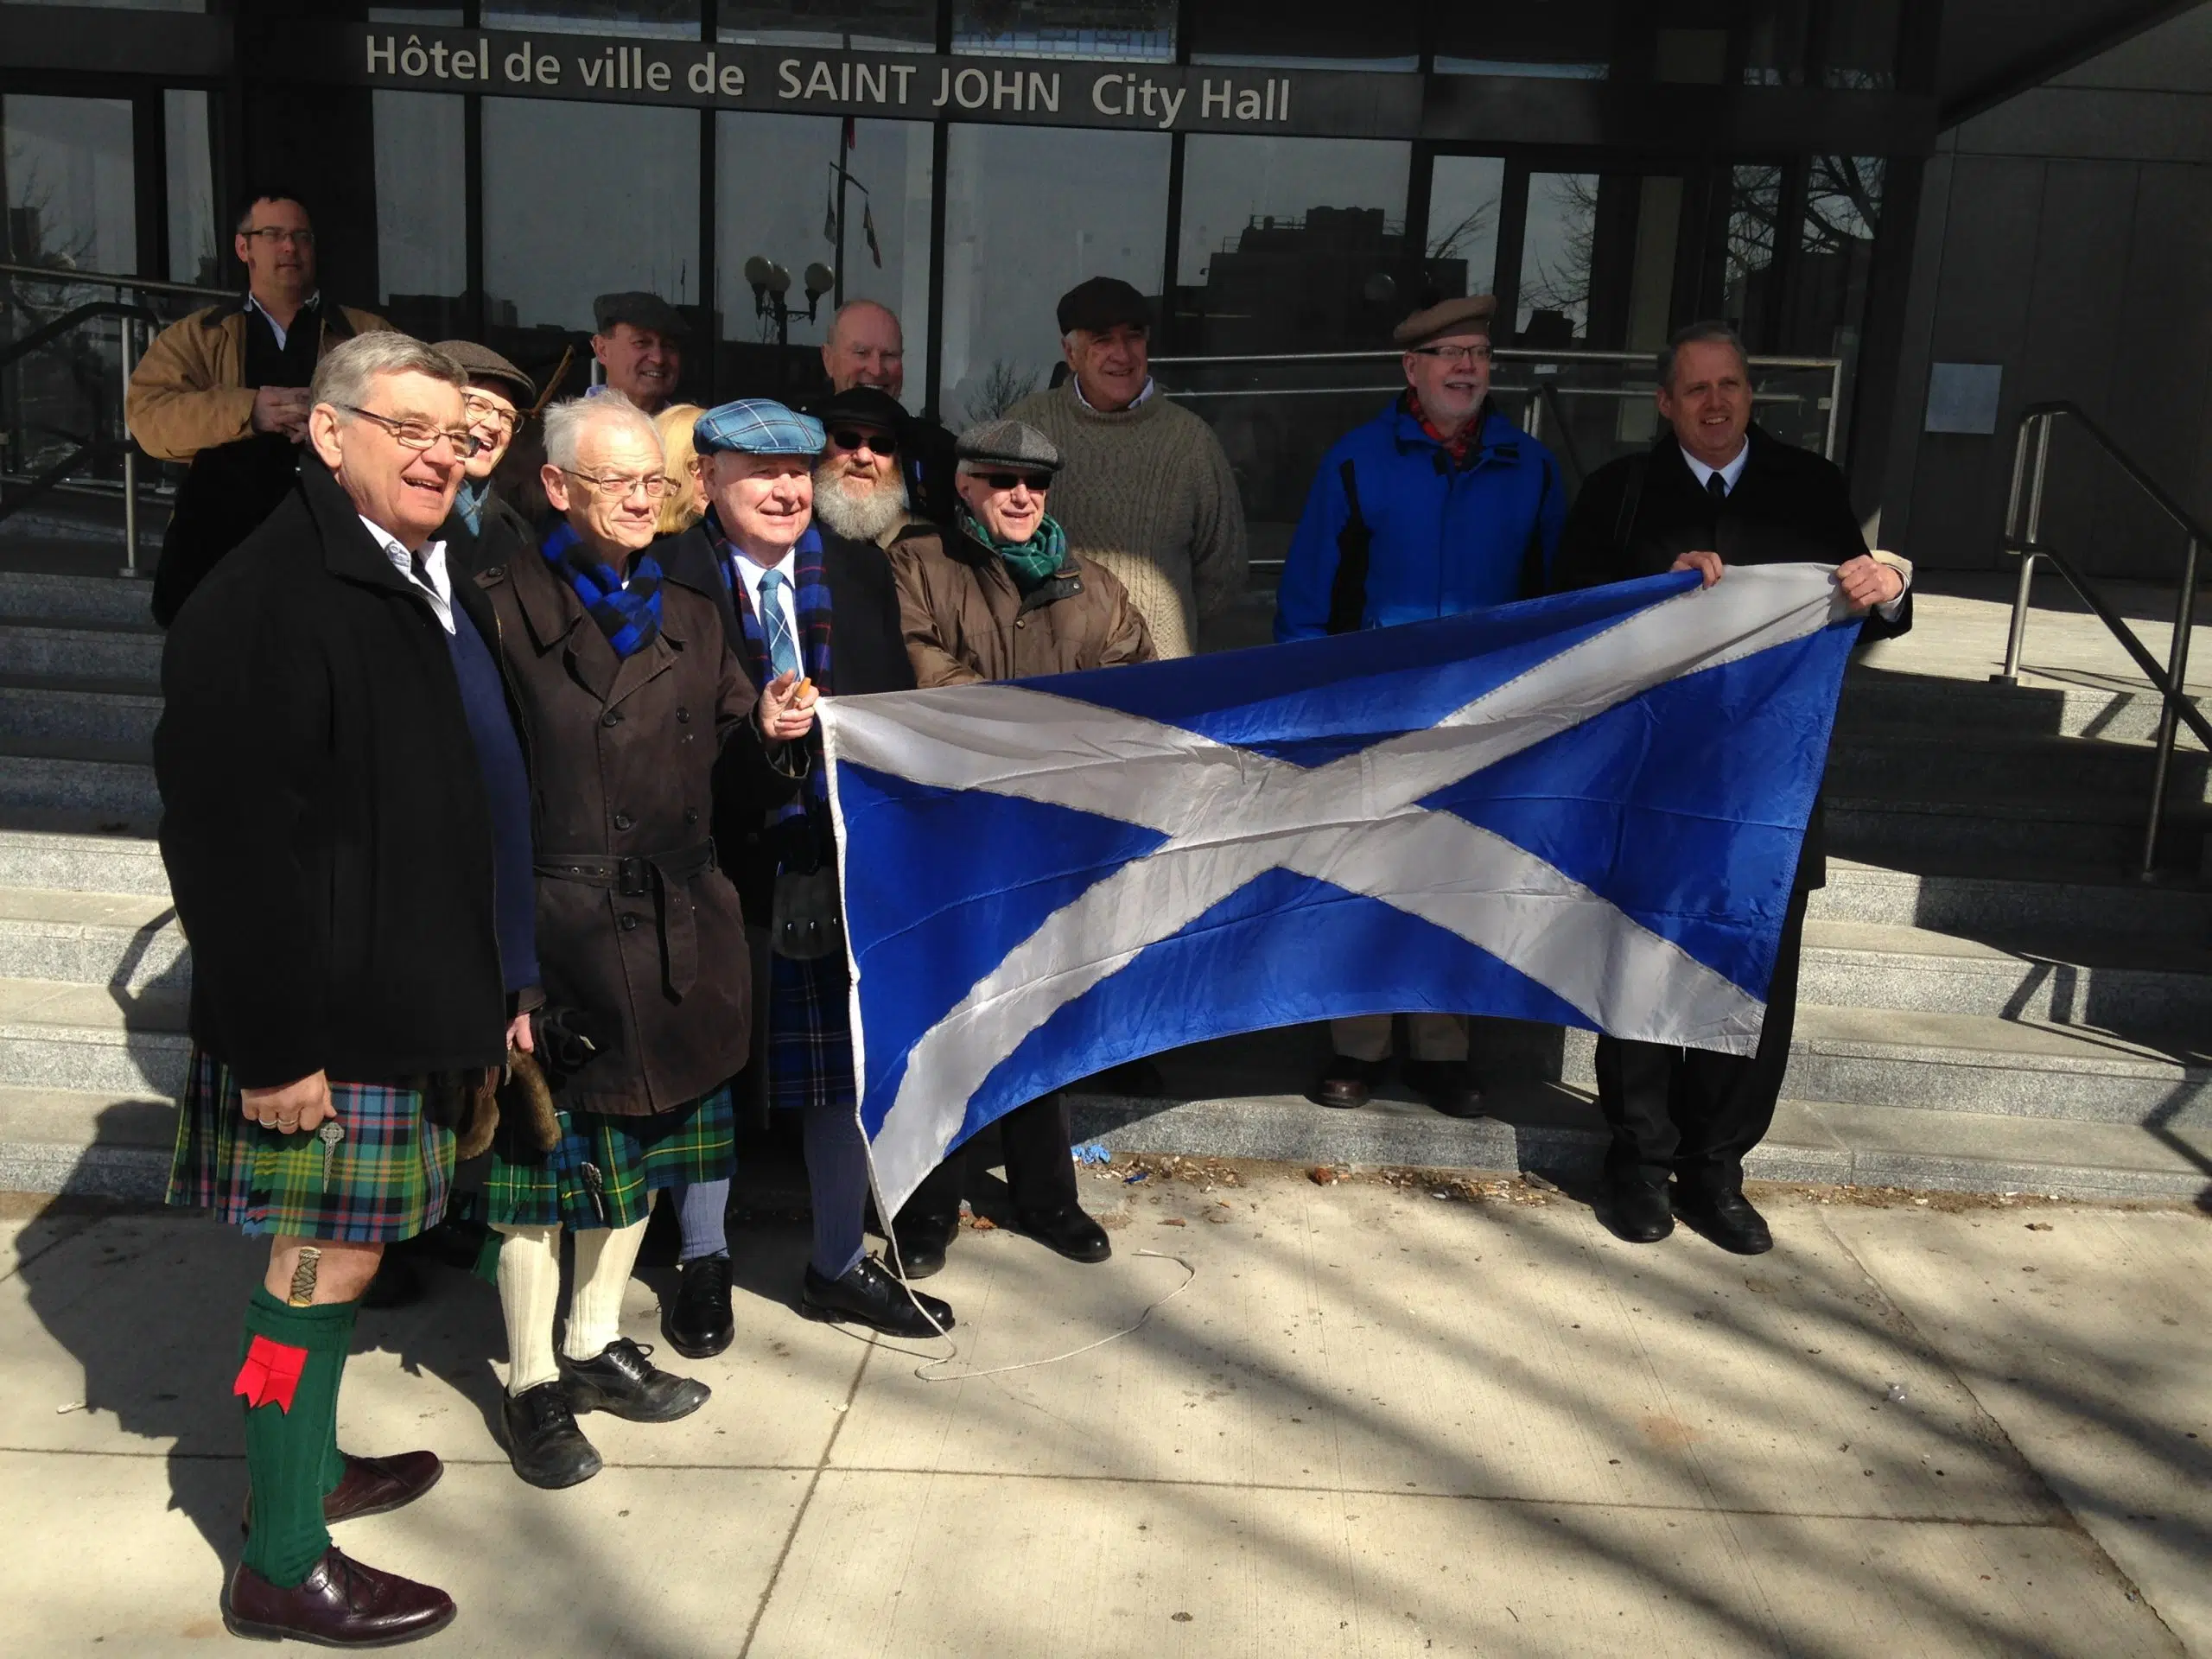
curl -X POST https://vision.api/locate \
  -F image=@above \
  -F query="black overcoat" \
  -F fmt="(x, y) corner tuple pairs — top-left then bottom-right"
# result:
(440, 485), (537, 582)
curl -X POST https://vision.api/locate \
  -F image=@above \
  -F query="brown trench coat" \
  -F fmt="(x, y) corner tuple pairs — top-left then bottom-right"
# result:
(889, 524), (1154, 684)
(476, 548), (766, 1116)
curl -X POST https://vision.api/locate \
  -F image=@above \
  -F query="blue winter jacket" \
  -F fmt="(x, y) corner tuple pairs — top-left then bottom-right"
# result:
(1274, 401), (1567, 642)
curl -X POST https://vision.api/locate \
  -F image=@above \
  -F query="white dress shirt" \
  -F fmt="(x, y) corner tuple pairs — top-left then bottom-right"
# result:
(1679, 439), (1906, 619)
(1073, 375), (1157, 412)
(360, 515), (454, 634)
(727, 543), (800, 657)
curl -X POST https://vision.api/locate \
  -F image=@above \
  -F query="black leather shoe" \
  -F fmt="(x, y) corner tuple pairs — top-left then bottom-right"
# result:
(1313, 1054), (1384, 1110)
(225, 1547), (454, 1647)
(891, 1214), (957, 1280)
(1016, 1205), (1112, 1264)
(1677, 1187), (1774, 1255)
(1400, 1058), (1484, 1118)
(1607, 1180), (1675, 1243)
(802, 1256), (956, 1338)
(501, 1382), (601, 1489)
(559, 1337), (709, 1423)
(664, 1253), (735, 1359)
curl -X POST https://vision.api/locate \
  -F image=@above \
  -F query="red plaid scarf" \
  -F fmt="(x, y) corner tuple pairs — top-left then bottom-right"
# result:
(1407, 391), (1481, 465)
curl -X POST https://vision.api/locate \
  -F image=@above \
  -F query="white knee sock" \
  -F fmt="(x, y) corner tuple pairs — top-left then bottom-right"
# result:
(493, 1223), (562, 1396)
(563, 1215), (651, 1362)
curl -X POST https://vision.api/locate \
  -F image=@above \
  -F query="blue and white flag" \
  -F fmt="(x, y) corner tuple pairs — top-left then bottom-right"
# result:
(821, 564), (1858, 1214)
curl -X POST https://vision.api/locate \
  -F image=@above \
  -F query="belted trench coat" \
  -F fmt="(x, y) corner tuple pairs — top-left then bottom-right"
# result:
(476, 545), (773, 1116)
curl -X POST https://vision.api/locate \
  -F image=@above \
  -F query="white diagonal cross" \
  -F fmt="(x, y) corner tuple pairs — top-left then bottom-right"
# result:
(823, 565), (1847, 1203)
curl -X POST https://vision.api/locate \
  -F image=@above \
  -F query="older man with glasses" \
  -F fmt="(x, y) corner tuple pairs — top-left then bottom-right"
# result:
(432, 340), (537, 580)
(1272, 294), (1567, 1123)
(471, 392), (813, 1490)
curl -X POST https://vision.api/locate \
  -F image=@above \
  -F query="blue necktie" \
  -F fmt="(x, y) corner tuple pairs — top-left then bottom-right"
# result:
(757, 568), (801, 680)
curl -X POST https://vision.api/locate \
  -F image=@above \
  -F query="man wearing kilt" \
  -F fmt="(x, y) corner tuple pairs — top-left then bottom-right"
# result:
(474, 391), (813, 1489)
(158, 334), (537, 1647)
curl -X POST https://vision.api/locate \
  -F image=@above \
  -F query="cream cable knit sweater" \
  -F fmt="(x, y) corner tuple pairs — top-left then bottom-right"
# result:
(1005, 381), (1248, 658)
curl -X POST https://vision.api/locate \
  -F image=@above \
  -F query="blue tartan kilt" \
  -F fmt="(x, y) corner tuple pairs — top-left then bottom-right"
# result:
(767, 950), (856, 1115)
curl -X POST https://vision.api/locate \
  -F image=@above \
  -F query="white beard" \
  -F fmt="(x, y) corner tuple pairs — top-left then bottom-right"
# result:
(812, 466), (911, 543)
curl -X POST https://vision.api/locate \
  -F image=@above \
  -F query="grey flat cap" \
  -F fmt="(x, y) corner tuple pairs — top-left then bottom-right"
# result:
(956, 417), (1061, 475)
(433, 340), (536, 406)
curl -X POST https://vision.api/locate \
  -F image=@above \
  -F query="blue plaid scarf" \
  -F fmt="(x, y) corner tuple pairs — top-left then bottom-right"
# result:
(543, 521), (663, 658)
(708, 514), (834, 819)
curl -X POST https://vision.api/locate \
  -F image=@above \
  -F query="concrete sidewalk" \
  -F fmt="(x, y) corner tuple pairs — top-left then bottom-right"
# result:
(3, 1169), (2206, 1657)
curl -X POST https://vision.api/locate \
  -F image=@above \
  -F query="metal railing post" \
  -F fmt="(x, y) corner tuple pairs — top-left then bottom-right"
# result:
(117, 310), (142, 579)
(1996, 412), (2051, 683)
(2141, 535), (2202, 879)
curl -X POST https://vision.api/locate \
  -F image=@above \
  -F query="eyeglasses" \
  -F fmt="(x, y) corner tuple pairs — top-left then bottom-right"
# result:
(242, 226), (315, 248)
(563, 469), (675, 499)
(829, 427), (897, 456)
(340, 404), (484, 457)
(1409, 343), (1492, 365)
(462, 397), (518, 435)
(979, 472), (1052, 493)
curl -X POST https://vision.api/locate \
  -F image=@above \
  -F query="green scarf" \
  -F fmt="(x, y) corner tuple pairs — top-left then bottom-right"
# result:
(961, 509), (1067, 594)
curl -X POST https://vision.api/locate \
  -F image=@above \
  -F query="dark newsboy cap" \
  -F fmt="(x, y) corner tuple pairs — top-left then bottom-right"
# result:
(433, 340), (536, 406)
(593, 290), (689, 338)
(956, 418), (1061, 476)
(1393, 294), (1498, 350)
(1055, 276), (1151, 337)
(806, 385), (909, 434)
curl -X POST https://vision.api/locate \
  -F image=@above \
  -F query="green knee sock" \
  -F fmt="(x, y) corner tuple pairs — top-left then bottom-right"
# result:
(237, 1287), (357, 1588)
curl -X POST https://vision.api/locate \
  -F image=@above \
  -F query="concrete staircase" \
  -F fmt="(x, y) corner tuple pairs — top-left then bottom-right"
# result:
(0, 569), (2206, 1204)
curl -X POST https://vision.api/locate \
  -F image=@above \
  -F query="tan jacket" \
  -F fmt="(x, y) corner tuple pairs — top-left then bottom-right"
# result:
(890, 524), (1155, 686)
(126, 298), (389, 461)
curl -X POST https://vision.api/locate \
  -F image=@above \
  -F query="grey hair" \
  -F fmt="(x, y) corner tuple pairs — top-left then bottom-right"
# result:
(1656, 321), (1749, 391)
(542, 390), (665, 473)
(308, 332), (467, 416)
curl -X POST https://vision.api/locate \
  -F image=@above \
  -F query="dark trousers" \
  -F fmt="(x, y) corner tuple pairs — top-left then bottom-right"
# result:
(1592, 882), (1808, 1195)
(896, 1093), (1080, 1227)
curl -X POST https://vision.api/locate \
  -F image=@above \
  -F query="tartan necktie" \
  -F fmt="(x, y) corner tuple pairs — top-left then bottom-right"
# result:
(758, 567), (801, 679)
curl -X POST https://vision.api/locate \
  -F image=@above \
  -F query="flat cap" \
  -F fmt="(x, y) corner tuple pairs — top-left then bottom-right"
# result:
(956, 417), (1060, 475)
(805, 385), (909, 434)
(432, 340), (535, 406)
(1056, 275), (1151, 337)
(593, 290), (689, 338)
(1392, 294), (1498, 350)
(693, 398), (824, 458)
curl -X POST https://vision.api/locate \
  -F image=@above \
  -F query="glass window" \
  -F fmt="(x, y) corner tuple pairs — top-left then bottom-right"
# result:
(6, 0), (204, 9)
(1742, 1), (1809, 86)
(481, 2), (699, 37)
(1516, 172), (1599, 346)
(951, 0), (1173, 62)
(718, 0), (932, 48)
(939, 123), (1169, 425)
(1818, 0), (1901, 89)
(1186, 1), (1414, 69)
(482, 99), (700, 333)
(373, 91), (468, 339)
(1724, 162), (1782, 346)
(1436, 4), (1613, 79)
(1173, 135), (1410, 355)
(2, 95), (137, 274)
(1427, 155), (1505, 302)
(717, 113), (933, 405)
(164, 90), (217, 287)
(1794, 154), (1882, 351)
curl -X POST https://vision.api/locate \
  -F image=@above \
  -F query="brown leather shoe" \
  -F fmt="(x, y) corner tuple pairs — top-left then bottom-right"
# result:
(242, 1450), (443, 1534)
(224, 1546), (455, 1647)
(1313, 1054), (1384, 1109)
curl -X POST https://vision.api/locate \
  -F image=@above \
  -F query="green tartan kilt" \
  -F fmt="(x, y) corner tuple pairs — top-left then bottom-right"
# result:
(166, 1046), (455, 1243)
(480, 1084), (735, 1231)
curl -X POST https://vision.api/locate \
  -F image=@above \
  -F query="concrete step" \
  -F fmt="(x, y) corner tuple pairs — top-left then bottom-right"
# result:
(0, 828), (170, 895)
(0, 677), (162, 748)
(0, 976), (189, 1096)
(1798, 918), (2212, 1028)
(1827, 730), (2212, 807)
(0, 569), (158, 628)
(1830, 793), (2203, 871)
(0, 619), (162, 683)
(0, 888), (186, 989)
(1839, 668), (2206, 747)
(0, 1084), (175, 1199)
(1812, 856), (2212, 941)
(0, 744), (162, 823)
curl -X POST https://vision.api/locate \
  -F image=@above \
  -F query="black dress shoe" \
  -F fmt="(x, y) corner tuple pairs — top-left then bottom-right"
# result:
(1677, 1187), (1774, 1255)
(1313, 1054), (1384, 1110)
(560, 1337), (710, 1423)
(225, 1547), (455, 1647)
(802, 1257), (956, 1338)
(501, 1382), (602, 1490)
(1400, 1058), (1484, 1118)
(1016, 1205), (1112, 1264)
(1607, 1180), (1675, 1243)
(890, 1214), (957, 1280)
(664, 1252), (735, 1359)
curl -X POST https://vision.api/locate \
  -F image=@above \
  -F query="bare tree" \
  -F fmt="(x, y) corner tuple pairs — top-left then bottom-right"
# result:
(964, 359), (1038, 424)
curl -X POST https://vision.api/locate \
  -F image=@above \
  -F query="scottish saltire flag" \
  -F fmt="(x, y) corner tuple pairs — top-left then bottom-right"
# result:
(821, 564), (1858, 1215)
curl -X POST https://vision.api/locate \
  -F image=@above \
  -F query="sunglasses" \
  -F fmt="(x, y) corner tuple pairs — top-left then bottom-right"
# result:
(829, 427), (898, 456)
(979, 471), (1052, 493)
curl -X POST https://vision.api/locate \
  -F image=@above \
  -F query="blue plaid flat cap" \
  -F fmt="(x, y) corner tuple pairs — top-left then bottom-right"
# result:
(694, 399), (824, 457)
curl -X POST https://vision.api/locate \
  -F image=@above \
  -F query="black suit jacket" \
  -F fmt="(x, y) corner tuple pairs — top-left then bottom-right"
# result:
(439, 486), (538, 582)
(1553, 425), (1911, 888)
(655, 519), (915, 921)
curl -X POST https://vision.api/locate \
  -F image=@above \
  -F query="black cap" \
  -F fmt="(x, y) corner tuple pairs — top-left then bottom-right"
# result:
(1055, 276), (1151, 337)
(592, 290), (689, 339)
(805, 385), (909, 434)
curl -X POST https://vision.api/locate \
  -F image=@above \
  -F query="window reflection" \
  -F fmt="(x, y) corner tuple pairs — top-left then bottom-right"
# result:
(373, 91), (467, 339)
(1796, 155), (1882, 350)
(1436, 3), (1612, 79)
(1517, 172), (1599, 346)
(951, 0), (1173, 62)
(940, 123), (1168, 426)
(1427, 155), (1505, 302)
(2, 95), (137, 274)
(718, 0), (932, 48)
(164, 90), (218, 287)
(1725, 162), (1783, 345)
(482, 2), (699, 36)
(1186, 0), (1414, 69)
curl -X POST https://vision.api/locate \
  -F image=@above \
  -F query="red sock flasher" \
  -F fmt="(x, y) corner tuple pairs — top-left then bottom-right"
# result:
(232, 1337), (309, 1412)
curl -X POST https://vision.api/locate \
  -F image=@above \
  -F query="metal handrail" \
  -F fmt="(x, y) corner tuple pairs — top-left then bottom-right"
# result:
(1995, 400), (2212, 878)
(0, 260), (230, 301)
(0, 299), (162, 575)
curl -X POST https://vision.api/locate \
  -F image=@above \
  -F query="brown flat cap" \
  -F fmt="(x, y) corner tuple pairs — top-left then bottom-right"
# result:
(1392, 295), (1498, 350)
(433, 340), (536, 405)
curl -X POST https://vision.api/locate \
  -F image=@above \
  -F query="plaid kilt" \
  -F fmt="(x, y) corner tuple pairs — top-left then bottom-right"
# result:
(166, 1046), (454, 1243)
(767, 950), (856, 1115)
(481, 1084), (735, 1231)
